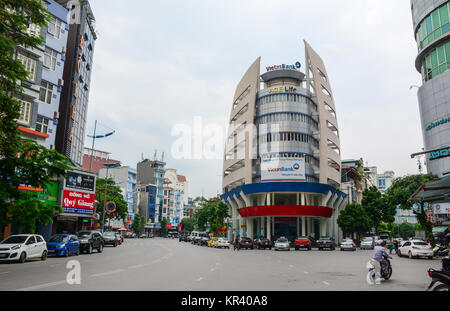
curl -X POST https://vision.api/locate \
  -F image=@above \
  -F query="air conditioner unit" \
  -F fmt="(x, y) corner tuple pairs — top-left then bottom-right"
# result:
(54, 111), (60, 119)
(58, 78), (64, 86)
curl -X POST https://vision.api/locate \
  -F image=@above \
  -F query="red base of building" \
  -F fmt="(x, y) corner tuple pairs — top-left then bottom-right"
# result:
(237, 205), (333, 218)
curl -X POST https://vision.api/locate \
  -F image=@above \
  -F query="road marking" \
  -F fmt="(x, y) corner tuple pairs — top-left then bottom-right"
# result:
(16, 280), (67, 291)
(0, 271), (10, 275)
(197, 277), (203, 281)
(304, 271), (309, 274)
(322, 281), (330, 286)
(90, 269), (124, 278)
(289, 265), (294, 268)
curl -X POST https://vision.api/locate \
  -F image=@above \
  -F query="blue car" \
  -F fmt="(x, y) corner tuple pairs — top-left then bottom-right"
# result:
(46, 234), (80, 257)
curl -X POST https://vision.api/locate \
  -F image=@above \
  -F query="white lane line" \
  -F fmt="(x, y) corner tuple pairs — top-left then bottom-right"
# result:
(303, 271), (309, 274)
(322, 281), (330, 286)
(128, 264), (148, 269)
(197, 277), (203, 281)
(90, 269), (124, 278)
(16, 280), (67, 291)
(0, 271), (10, 275)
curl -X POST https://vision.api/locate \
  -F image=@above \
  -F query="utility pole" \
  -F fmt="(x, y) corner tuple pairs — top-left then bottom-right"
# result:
(89, 120), (97, 173)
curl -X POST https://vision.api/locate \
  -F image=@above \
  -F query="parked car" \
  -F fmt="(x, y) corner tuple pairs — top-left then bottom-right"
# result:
(208, 238), (217, 248)
(274, 237), (290, 251)
(103, 231), (119, 247)
(398, 240), (433, 259)
(317, 237), (336, 250)
(238, 237), (254, 249)
(0, 234), (48, 263)
(200, 236), (210, 246)
(76, 231), (104, 254)
(340, 238), (356, 251)
(294, 236), (312, 251)
(360, 237), (375, 250)
(123, 232), (133, 238)
(47, 234), (80, 256)
(139, 233), (147, 239)
(255, 238), (273, 250)
(215, 238), (230, 249)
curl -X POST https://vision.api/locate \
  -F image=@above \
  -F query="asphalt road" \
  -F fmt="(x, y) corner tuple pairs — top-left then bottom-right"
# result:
(0, 238), (443, 291)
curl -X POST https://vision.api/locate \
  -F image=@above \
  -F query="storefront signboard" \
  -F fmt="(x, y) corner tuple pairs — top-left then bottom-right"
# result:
(261, 158), (306, 182)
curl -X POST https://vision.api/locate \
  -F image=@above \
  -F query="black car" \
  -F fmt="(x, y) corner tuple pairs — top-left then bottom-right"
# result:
(76, 231), (104, 254)
(103, 231), (119, 247)
(254, 238), (272, 250)
(317, 236), (336, 250)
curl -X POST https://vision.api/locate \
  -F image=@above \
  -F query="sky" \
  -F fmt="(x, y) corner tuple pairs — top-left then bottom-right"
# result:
(85, 0), (424, 199)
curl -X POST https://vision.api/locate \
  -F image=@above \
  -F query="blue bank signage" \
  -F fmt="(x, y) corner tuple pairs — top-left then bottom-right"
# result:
(261, 158), (306, 182)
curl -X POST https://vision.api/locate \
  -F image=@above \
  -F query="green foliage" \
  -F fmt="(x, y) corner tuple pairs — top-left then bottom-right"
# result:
(161, 217), (168, 233)
(0, 139), (72, 232)
(362, 186), (395, 229)
(181, 217), (195, 232)
(337, 203), (372, 237)
(131, 214), (145, 234)
(385, 174), (438, 245)
(95, 178), (128, 225)
(194, 197), (229, 235)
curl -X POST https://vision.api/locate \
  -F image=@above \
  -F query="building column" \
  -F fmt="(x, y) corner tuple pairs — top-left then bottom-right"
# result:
(297, 217), (300, 236)
(302, 216), (306, 236)
(307, 217), (312, 236)
(267, 216), (271, 240)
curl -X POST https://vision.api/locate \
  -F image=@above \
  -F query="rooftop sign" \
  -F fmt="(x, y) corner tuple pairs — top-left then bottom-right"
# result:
(266, 61), (301, 72)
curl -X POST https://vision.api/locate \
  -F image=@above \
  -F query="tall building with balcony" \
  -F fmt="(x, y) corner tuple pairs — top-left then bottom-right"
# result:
(55, 0), (96, 167)
(411, 0), (450, 176)
(221, 41), (347, 242)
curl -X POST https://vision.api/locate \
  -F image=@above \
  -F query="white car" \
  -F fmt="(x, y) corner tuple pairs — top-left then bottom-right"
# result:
(360, 237), (375, 250)
(215, 238), (230, 249)
(340, 238), (356, 251)
(0, 234), (48, 263)
(274, 237), (290, 251)
(398, 240), (433, 259)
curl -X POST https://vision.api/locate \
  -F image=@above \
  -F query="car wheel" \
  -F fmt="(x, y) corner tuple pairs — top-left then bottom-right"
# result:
(98, 244), (103, 253)
(428, 256), (433, 260)
(433, 284), (450, 291)
(19, 252), (26, 263)
(114, 242), (117, 247)
(76, 248), (80, 256)
(408, 251), (413, 259)
(65, 248), (69, 257)
(88, 244), (93, 254)
(41, 250), (47, 261)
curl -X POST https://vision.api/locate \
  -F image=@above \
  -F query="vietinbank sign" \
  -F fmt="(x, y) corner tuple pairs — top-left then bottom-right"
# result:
(261, 158), (306, 182)
(266, 62), (301, 72)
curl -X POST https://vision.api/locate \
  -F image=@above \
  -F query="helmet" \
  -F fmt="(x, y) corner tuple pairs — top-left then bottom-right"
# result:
(376, 240), (386, 246)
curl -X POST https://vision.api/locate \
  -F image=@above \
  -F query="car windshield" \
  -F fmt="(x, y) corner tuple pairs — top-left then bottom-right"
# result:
(413, 242), (428, 246)
(103, 232), (115, 237)
(296, 237), (308, 240)
(344, 238), (353, 242)
(49, 235), (69, 243)
(1, 236), (28, 244)
(319, 237), (331, 240)
(362, 237), (372, 241)
(76, 231), (91, 238)
(241, 237), (251, 241)
(277, 238), (288, 243)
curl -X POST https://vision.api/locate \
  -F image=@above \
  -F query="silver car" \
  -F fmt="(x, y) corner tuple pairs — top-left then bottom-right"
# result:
(360, 237), (375, 250)
(340, 238), (356, 251)
(274, 237), (290, 251)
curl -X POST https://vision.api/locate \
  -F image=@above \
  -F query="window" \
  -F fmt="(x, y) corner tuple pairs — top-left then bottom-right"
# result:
(26, 23), (41, 37)
(36, 236), (43, 243)
(17, 54), (37, 81)
(44, 47), (57, 70)
(39, 81), (53, 104)
(16, 98), (32, 124)
(35, 116), (49, 134)
(48, 18), (62, 38)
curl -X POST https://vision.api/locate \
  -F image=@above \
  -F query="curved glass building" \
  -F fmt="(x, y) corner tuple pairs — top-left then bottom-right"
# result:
(221, 41), (346, 242)
(411, 0), (450, 176)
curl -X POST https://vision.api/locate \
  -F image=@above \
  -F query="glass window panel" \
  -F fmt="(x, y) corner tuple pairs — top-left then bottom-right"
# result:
(426, 16), (433, 34)
(440, 5), (449, 25)
(445, 42), (450, 61)
(439, 64), (446, 73)
(431, 50), (438, 68)
(432, 10), (440, 30)
(438, 45), (445, 64)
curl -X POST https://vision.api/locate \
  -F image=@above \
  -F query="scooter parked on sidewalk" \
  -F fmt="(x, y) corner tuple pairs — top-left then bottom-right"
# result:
(366, 254), (393, 285)
(426, 256), (450, 291)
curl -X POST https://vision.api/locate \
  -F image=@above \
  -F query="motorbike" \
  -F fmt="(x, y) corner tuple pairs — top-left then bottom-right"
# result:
(426, 256), (450, 291)
(366, 254), (392, 285)
(433, 244), (449, 257)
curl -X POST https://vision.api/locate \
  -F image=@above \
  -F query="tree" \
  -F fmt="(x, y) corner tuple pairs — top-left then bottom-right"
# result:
(362, 186), (396, 231)
(193, 198), (230, 235)
(0, 140), (72, 233)
(131, 215), (142, 234)
(337, 203), (372, 239)
(181, 217), (194, 232)
(385, 173), (438, 245)
(161, 217), (168, 234)
(95, 178), (128, 227)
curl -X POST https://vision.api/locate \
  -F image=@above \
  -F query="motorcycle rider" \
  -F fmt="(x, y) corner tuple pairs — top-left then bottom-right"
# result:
(373, 240), (390, 285)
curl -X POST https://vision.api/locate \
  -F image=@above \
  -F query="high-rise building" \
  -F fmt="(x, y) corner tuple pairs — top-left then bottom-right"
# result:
(137, 158), (166, 223)
(15, 0), (69, 149)
(377, 171), (395, 194)
(410, 0), (450, 176)
(221, 41), (347, 242)
(55, 0), (97, 167)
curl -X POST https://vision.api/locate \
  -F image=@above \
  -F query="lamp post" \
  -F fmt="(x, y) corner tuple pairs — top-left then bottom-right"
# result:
(102, 162), (121, 233)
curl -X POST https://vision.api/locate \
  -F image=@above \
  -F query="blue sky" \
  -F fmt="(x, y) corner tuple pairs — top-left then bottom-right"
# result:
(86, 0), (424, 198)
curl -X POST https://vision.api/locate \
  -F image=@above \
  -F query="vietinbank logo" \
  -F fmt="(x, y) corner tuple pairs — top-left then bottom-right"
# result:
(266, 62), (301, 72)
(293, 163), (300, 170)
(267, 163), (301, 172)
(262, 158), (305, 182)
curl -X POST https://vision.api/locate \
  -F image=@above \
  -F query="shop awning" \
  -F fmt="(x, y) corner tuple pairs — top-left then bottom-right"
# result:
(409, 176), (450, 202)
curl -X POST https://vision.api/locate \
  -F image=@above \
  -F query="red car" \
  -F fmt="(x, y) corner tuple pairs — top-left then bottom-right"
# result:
(238, 237), (254, 249)
(254, 238), (272, 250)
(294, 236), (312, 251)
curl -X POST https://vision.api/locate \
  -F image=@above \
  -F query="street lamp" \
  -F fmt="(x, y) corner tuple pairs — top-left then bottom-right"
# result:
(101, 162), (121, 233)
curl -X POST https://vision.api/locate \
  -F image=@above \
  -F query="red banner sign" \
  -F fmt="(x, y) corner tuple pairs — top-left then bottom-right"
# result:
(62, 190), (95, 214)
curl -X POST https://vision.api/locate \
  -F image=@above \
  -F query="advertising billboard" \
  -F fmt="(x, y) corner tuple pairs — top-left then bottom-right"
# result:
(261, 158), (306, 182)
(432, 202), (450, 215)
(61, 190), (96, 215)
(65, 171), (96, 192)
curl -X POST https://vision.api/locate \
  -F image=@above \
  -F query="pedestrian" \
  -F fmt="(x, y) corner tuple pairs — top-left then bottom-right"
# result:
(234, 235), (240, 251)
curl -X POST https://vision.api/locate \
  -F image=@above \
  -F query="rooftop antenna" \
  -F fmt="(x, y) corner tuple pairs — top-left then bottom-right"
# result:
(154, 149), (157, 161)
(161, 151), (165, 162)
(141, 152), (144, 161)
